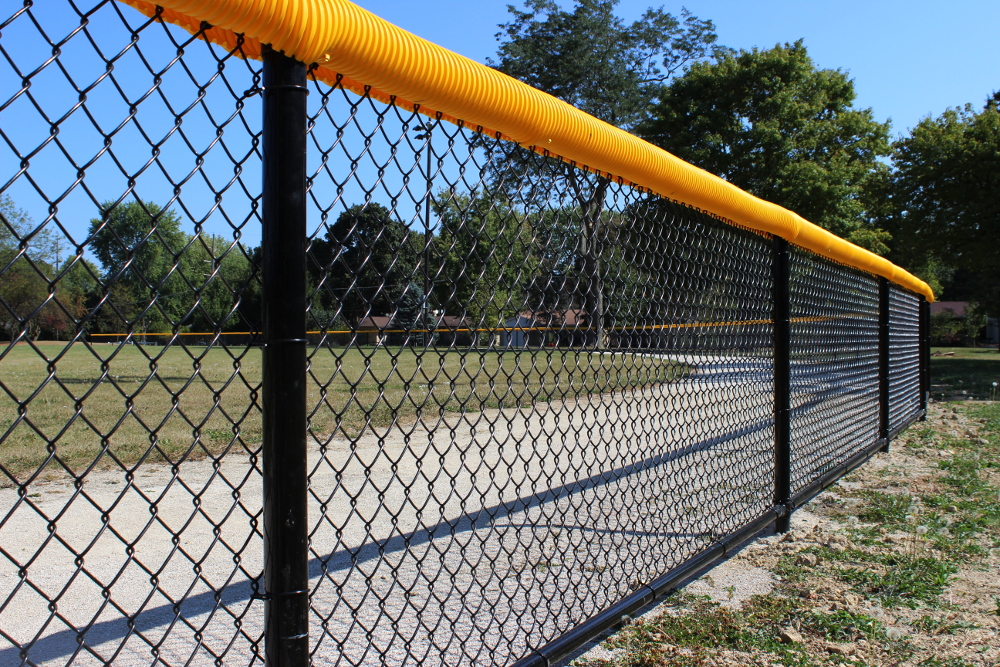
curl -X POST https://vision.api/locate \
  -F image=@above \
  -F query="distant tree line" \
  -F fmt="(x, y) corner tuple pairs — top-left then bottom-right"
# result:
(0, 196), (261, 341)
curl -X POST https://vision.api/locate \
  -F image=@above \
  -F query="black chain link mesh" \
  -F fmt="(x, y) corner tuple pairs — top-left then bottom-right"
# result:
(888, 285), (922, 433)
(302, 76), (776, 662)
(787, 248), (880, 495)
(0, 2), (926, 665)
(1, 2), (265, 664)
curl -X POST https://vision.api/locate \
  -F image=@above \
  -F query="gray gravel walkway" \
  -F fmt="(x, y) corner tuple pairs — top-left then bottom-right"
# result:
(0, 362), (783, 666)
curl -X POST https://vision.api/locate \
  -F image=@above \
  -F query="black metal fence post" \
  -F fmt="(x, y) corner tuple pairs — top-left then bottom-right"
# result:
(919, 296), (929, 418)
(878, 278), (891, 450)
(261, 47), (310, 667)
(772, 237), (791, 533)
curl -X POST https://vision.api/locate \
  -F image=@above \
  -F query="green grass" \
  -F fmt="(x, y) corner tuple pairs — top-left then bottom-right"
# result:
(855, 490), (913, 527)
(605, 594), (892, 667)
(930, 346), (1000, 400)
(834, 555), (958, 608)
(910, 615), (980, 635)
(802, 608), (886, 642)
(606, 595), (814, 667)
(916, 657), (976, 667)
(0, 342), (684, 480)
(591, 400), (1000, 666)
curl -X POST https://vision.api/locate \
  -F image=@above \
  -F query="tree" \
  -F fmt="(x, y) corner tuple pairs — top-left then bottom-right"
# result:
(0, 196), (83, 340)
(641, 41), (892, 252)
(88, 200), (190, 333)
(432, 191), (536, 331)
(0, 195), (62, 265)
(308, 204), (421, 325)
(182, 235), (257, 333)
(885, 100), (1000, 343)
(491, 0), (718, 346)
(886, 101), (1000, 348)
(392, 282), (429, 346)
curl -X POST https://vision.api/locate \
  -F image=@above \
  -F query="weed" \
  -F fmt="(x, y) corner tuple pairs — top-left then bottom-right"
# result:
(774, 553), (810, 583)
(835, 554), (958, 608)
(910, 615), (980, 635)
(938, 457), (991, 496)
(917, 657), (976, 667)
(802, 608), (886, 641)
(855, 490), (912, 526)
(607, 595), (812, 667)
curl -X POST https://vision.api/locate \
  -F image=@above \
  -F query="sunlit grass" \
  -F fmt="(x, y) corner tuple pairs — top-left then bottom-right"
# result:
(0, 342), (684, 481)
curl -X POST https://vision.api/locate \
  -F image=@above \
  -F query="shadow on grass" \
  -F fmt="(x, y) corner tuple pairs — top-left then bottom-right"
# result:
(931, 347), (1000, 400)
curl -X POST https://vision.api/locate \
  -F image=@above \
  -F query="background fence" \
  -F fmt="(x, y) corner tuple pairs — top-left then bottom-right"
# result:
(1, 2), (928, 666)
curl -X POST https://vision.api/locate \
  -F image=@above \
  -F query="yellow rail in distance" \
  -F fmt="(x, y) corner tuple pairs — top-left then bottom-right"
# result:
(86, 316), (851, 339)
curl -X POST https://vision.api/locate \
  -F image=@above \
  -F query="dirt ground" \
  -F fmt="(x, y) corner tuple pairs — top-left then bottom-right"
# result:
(570, 401), (1000, 667)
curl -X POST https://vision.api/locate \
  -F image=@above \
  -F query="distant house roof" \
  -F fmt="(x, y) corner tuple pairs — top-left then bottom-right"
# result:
(436, 315), (470, 330)
(354, 314), (471, 331)
(930, 301), (967, 317)
(355, 316), (392, 330)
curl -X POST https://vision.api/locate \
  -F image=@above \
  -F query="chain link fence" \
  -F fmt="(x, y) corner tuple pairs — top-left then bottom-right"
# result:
(1, 2), (928, 666)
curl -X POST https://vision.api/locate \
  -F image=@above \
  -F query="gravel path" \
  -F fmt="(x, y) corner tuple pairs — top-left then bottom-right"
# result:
(0, 357), (831, 666)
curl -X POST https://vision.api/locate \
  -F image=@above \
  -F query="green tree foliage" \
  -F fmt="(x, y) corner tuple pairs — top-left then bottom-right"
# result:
(521, 207), (581, 316)
(88, 200), (190, 333)
(87, 201), (257, 335)
(392, 282), (429, 345)
(491, 0), (718, 345)
(492, 0), (717, 131)
(885, 102), (1000, 308)
(962, 302), (989, 346)
(0, 194), (62, 264)
(308, 203), (420, 325)
(432, 191), (536, 330)
(929, 304), (987, 347)
(181, 235), (258, 333)
(641, 41), (892, 252)
(0, 196), (82, 340)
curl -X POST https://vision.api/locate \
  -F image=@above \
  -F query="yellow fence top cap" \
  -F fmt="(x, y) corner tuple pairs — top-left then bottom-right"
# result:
(117, 0), (933, 301)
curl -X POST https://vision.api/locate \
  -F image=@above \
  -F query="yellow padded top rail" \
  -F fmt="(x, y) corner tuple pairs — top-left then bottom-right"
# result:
(118, 0), (932, 301)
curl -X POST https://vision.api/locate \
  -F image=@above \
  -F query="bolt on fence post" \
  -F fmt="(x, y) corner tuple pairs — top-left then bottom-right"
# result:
(919, 295), (929, 418)
(878, 277), (890, 451)
(261, 47), (310, 667)
(772, 237), (791, 533)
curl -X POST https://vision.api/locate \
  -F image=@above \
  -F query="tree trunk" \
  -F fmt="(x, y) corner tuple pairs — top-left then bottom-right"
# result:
(568, 169), (610, 349)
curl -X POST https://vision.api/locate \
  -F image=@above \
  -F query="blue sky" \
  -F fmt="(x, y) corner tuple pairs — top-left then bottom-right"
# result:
(358, 0), (1000, 136)
(3, 0), (997, 255)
